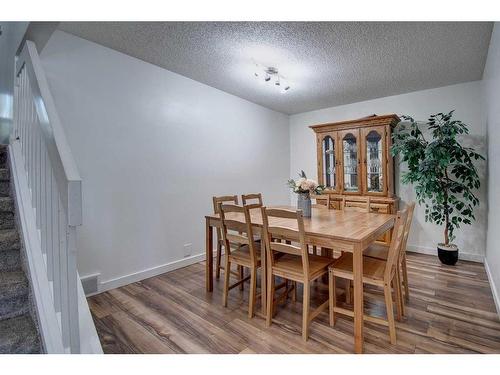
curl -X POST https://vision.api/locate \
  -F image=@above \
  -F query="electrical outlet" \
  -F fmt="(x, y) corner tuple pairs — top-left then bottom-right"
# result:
(183, 243), (192, 258)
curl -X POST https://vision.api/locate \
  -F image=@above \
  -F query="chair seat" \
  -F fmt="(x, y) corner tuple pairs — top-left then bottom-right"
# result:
(229, 243), (261, 266)
(364, 243), (389, 260)
(329, 253), (387, 285)
(272, 254), (334, 281)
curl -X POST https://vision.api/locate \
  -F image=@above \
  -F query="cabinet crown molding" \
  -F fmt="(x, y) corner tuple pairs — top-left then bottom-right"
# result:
(310, 114), (400, 133)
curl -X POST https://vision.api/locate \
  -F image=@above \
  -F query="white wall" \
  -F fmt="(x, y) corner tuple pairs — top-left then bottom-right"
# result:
(40, 31), (290, 291)
(290, 81), (487, 261)
(39, 29), (491, 294)
(483, 22), (500, 313)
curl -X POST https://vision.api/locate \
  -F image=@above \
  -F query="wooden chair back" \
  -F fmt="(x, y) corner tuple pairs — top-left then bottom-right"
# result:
(311, 194), (331, 209)
(241, 193), (263, 206)
(261, 207), (311, 277)
(341, 196), (371, 212)
(213, 195), (239, 241)
(399, 202), (416, 260)
(213, 195), (239, 214)
(384, 209), (408, 281)
(219, 203), (260, 264)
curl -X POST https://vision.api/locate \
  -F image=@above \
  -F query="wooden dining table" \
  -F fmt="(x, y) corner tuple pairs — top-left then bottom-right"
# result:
(204, 205), (396, 353)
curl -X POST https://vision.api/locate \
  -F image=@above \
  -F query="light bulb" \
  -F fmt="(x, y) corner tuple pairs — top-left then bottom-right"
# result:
(281, 85), (290, 94)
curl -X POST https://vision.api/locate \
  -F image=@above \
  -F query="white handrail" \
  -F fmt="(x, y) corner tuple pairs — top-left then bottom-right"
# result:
(13, 40), (82, 353)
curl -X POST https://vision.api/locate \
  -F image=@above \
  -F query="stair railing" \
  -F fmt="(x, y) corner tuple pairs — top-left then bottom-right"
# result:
(12, 40), (82, 353)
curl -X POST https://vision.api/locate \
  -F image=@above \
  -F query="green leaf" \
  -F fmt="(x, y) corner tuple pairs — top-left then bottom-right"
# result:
(391, 111), (484, 243)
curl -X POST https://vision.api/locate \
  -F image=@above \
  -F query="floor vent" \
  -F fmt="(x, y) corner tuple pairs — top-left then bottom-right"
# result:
(81, 274), (99, 296)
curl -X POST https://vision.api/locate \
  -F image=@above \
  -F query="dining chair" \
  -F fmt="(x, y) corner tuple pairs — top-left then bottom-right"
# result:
(311, 193), (331, 209)
(336, 196), (371, 288)
(261, 207), (335, 341)
(220, 203), (263, 318)
(309, 193), (332, 256)
(241, 193), (263, 206)
(213, 195), (240, 280)
(364, 202), (416, 315)
(341, 196), (371, 212)
(328, 209), (408, 345)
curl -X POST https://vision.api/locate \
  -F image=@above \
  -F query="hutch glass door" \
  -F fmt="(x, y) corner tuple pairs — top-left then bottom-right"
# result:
(363, 128), (386, 194)
(321, 134), (337, 190)
(341, 131), (359, 193)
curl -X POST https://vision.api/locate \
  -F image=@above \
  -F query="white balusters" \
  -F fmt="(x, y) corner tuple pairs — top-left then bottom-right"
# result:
(13, 41), (82, 353)
(52, 176), (61, 312)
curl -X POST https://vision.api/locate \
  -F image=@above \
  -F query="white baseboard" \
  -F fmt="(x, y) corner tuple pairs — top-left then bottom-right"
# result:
(407, 244), (484, 263)
(484, 259), (500, 318)
(96, 253), (206, 294)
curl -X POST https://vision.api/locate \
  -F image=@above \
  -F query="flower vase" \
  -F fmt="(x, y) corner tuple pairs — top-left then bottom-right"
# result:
(297, 193), (312, 217)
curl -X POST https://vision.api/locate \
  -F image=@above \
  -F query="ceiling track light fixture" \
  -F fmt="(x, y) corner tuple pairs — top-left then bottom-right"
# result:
(253, 62), (291, 93)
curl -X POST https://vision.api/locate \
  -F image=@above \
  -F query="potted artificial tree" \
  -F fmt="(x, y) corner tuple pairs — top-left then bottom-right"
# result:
(391, 111), (484, 265)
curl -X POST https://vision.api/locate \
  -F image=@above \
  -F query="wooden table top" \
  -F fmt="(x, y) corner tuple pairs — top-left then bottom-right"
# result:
(206, 205), (395, 243)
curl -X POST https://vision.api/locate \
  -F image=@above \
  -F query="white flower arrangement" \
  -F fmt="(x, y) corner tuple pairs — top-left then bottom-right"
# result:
(287, 170), (325, 195)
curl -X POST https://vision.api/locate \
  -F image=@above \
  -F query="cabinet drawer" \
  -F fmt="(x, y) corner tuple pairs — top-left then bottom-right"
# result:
(369, 203), (390, 214)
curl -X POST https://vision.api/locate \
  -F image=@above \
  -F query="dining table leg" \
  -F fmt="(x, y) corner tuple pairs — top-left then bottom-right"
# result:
(205, 217), (214, 292)
(353, 244), (364, 354)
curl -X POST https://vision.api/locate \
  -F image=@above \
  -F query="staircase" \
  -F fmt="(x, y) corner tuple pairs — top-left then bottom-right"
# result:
(0, 145), (41, 353)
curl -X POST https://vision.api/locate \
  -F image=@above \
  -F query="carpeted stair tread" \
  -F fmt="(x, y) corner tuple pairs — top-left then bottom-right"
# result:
(0, 198), (15, 230)
(0, 168), (9, 181)
(0, 146), (6, 168)
(0, 229), (20, 272)
(0, 314), (41, 353)
(0, 197), (14, 212)
(0, 182), (9, 197)
(0, 270), (28, 298)
(0, 249), (20, 272)
(0, 229), (20, 251)
(0, 271), (29, 320)
(0, 145), (41, 353)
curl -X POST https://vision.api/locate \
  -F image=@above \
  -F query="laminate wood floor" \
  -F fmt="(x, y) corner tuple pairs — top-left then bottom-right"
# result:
(88, 252), (500, 354)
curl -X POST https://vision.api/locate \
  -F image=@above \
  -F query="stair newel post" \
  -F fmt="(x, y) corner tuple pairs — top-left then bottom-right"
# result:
(58, 201), (70, 350)
(66, 179), (82, 353)
(66, 224), (80, 353)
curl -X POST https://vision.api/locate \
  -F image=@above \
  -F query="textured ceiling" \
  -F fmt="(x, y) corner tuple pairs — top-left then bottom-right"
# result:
(58, 22), (493, 115)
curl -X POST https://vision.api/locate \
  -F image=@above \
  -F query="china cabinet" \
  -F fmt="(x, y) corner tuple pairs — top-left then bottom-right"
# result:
(310, 114), (400, 243)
